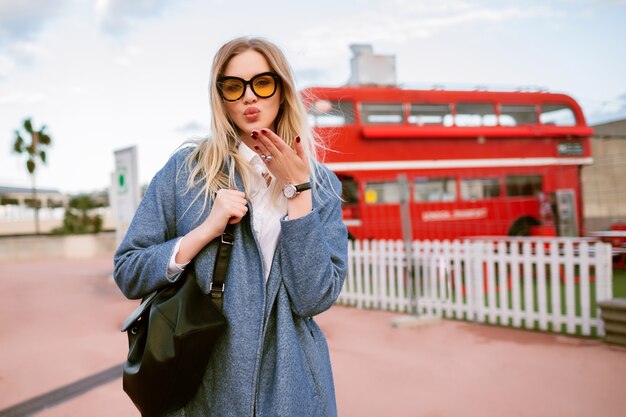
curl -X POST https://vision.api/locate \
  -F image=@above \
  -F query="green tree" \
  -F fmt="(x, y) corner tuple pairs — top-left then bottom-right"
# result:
(53, 194), (104, 235)
(12, 118), (53, 234)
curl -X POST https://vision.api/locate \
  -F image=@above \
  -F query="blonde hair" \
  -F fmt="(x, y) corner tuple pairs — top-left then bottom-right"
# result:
(184, 37), (325, 211)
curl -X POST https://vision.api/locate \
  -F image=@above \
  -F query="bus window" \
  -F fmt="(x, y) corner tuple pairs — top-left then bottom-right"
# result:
(308, 100), (355, 127)
(339, 176), (359, 204)
(499, 104), (538, 126)
(505, 175), (542, 197)
(360, 103), (404, 124)
(460, 178), (501, 200)
(540, 104), (576, 126)
(414, 177), (456, 202)
(364, 181), (401, 204)
(408, 104), (453, 126)
(455, 103), (498, 127)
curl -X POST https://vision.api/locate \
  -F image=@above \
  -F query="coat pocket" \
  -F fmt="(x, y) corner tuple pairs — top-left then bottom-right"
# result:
(302, 317), (335, 397)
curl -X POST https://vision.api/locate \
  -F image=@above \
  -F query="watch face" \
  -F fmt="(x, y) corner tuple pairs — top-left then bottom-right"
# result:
(283, 184), (297, 199)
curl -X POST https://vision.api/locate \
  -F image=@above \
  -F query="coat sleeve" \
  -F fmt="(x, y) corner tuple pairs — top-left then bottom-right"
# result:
(113, 151), (185, 299)
(278, 165), (348, 317)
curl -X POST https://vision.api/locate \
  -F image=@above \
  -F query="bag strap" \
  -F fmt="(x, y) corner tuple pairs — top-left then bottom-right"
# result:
(208, 223), (235, 311)
(203, 162), (237, 311)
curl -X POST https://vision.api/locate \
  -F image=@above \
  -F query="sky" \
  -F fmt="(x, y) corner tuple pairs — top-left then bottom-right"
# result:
(1, 0), (626, 194)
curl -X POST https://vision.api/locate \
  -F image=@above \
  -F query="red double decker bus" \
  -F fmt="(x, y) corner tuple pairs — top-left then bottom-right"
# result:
(303, 86), (593, 240)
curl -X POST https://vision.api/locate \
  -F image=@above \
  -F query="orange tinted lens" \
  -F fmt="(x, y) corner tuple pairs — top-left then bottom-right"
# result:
(220, 79), (244, 100)
(252, 75), (276, 98)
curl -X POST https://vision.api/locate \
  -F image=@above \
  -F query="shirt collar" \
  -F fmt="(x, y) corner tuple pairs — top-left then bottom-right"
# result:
(238, 141), (260, 164)
(238, 140), (271, 181)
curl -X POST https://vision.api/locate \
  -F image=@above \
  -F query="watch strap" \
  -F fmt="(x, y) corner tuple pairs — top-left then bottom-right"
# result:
(294, 182), (311, 192)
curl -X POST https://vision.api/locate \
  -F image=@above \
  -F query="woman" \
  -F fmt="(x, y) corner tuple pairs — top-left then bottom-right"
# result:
(114, 37), (348, 417)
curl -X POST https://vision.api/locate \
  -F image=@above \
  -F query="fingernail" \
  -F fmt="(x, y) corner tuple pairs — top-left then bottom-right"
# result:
(261, 128), (269, 134)
(296, 136), (301, 143)
(251, 130), (258, 139)
(254, 145), (259, 150)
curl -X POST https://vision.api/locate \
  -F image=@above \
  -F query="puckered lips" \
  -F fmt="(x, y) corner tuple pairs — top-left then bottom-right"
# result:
(244, 107), (260, 122)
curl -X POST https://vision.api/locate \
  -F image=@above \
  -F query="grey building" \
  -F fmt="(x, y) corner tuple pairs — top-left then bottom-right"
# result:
(0, 185), (67, 209)
(582, 118), (626, 232)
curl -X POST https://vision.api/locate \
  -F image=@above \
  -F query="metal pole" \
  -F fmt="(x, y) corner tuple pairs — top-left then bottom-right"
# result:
(398, 174), (419, 316)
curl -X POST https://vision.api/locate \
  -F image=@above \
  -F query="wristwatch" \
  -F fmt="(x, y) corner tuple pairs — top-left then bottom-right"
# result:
(282, 182), (311, 199)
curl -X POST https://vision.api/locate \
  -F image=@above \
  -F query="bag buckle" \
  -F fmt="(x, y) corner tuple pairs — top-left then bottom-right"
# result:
(209, 282), (225, 299)
(221, 232), (234, 245)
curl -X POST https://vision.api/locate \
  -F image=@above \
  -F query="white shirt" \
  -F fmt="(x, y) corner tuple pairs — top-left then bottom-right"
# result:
(168, 142), (287, 282)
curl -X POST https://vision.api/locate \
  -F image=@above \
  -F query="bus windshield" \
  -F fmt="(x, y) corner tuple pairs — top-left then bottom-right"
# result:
(308, 100), (354, 127)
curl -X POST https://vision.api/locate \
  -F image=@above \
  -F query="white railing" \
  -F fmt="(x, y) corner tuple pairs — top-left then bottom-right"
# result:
(338, 238), (614, 337)
(0, 205), (65, 221)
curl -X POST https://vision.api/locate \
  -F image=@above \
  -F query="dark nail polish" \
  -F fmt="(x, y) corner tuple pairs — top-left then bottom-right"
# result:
(254, 145), (259, 150)
(296, 136), (301, 143)
(251, 130), (258, 139)
(261, 128), (269, 134)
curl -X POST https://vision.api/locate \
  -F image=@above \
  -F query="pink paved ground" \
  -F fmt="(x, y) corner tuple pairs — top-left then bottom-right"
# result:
(1, 258), (625, 417)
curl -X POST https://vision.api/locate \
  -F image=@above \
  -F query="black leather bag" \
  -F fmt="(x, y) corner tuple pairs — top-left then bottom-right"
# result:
(120, 226), (234, 417)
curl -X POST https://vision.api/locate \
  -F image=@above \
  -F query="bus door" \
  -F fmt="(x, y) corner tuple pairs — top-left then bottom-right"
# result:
(338, 175), (360, 238)
(553, 189), (579, 236)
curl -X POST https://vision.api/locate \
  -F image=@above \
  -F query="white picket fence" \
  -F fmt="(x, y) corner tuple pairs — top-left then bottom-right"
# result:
(338, 238), (614, 337)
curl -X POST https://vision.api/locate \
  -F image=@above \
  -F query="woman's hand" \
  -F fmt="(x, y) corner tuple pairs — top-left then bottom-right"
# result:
(202, 189), (248, 237)
(175, 189), (247, 265)
(250, 128), (310, 186)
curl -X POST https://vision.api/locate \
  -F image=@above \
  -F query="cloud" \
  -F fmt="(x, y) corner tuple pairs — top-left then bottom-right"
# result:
(112, 44), (144, 67)
(289, 1), (557, 58)
(175, 121), (207, 134)
(95, 0), (177, 36)
(0, 0), (66, 78)
(283, 1), (561, 87)
(113, 56), (133, 67)
(587, 94), (626, 125)
(0, 91), (48, 106)
(0, 41), (46, 79)
(0, 0), (68, 47)
(69, 86), (88, 95)
(295, 68), (329, 85)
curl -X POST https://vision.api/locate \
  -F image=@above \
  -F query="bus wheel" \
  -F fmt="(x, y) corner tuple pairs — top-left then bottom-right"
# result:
(508, 217), (540, 236)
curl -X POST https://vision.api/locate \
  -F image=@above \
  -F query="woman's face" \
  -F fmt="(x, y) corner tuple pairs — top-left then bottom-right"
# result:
(221, 49), (281, 140)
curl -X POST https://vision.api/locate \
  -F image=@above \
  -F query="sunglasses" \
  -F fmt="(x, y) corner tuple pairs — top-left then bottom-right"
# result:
(217, 72), (281, 102)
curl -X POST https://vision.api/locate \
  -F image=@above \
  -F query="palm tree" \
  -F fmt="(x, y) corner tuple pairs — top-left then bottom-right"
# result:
(12, 118), (53, 234)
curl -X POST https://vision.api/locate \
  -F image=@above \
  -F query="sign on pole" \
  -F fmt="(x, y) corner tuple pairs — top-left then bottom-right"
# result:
(113, 146), (140, 245)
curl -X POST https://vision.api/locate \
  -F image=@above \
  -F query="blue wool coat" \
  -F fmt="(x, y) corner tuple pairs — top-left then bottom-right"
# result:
(114, 147), (348, 417)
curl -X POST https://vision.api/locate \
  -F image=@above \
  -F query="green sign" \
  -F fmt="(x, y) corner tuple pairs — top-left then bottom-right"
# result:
(117, 166), (128, 195)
